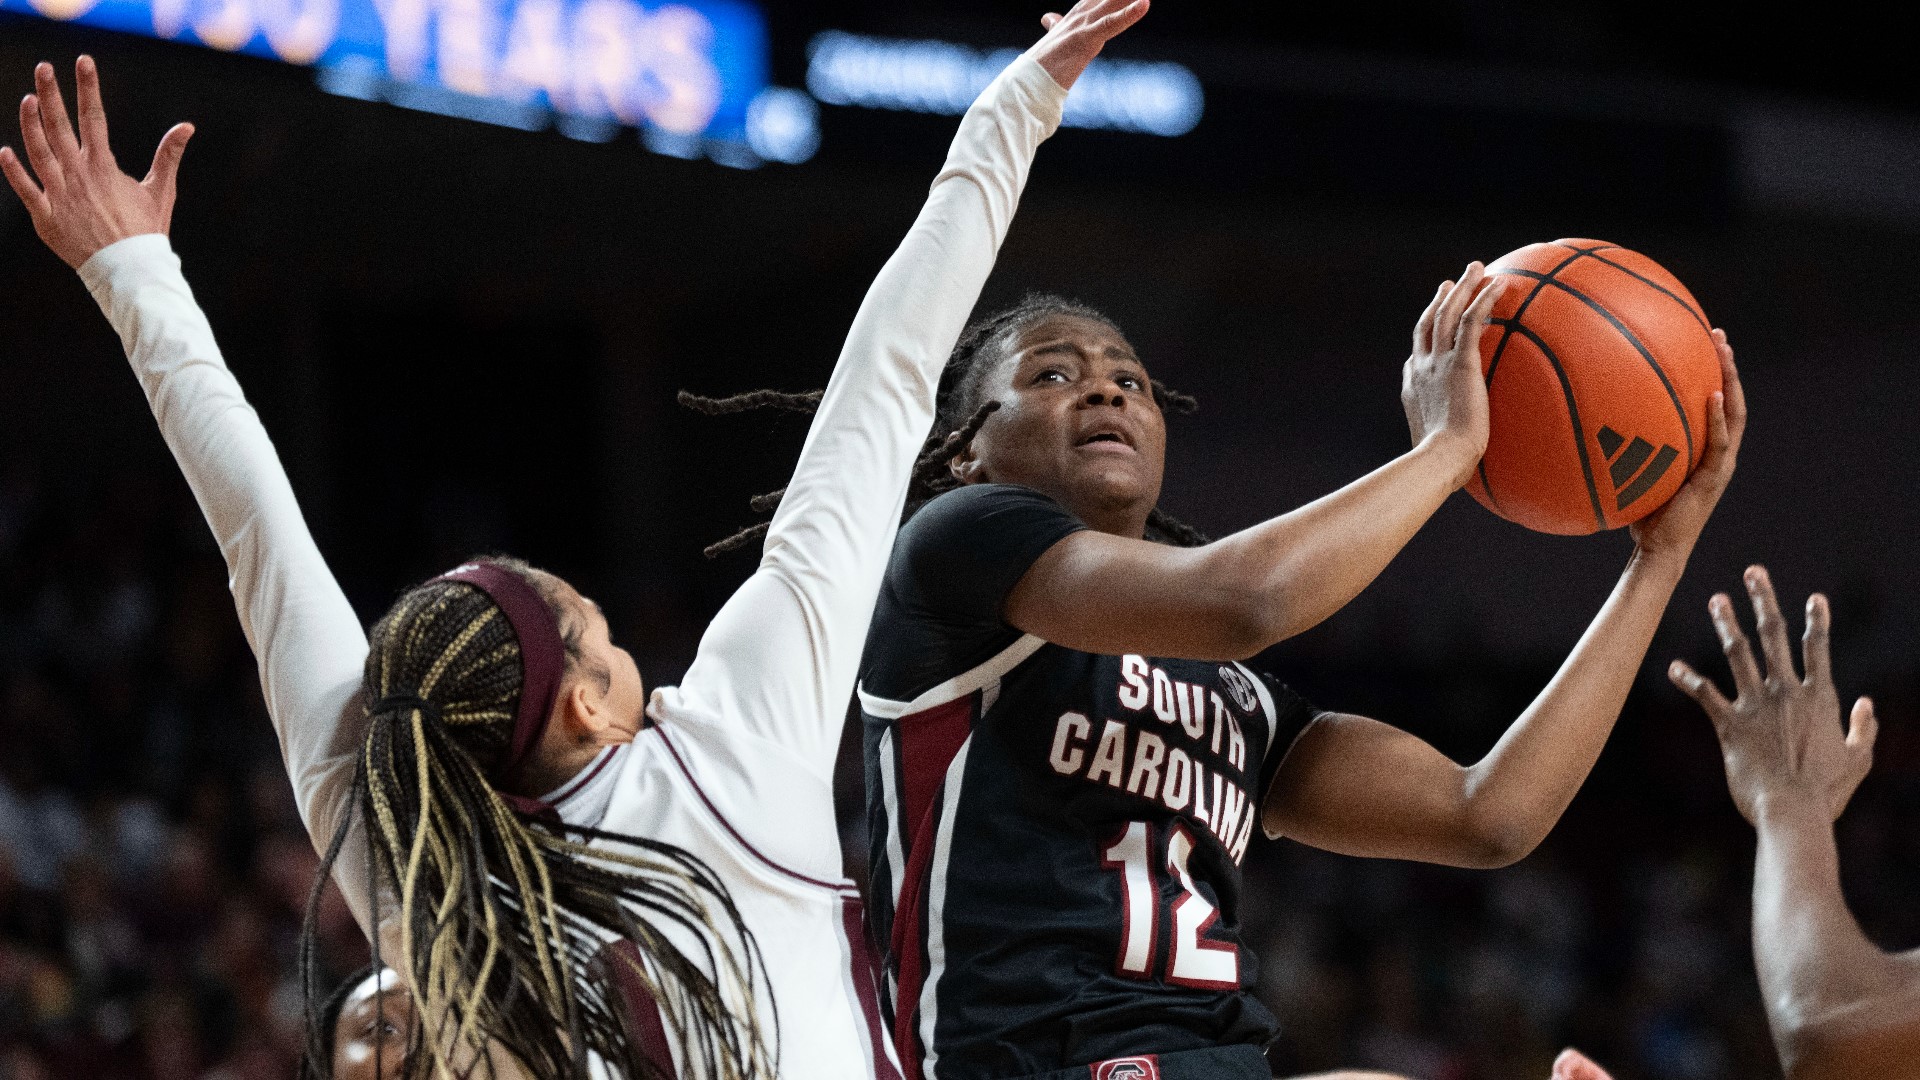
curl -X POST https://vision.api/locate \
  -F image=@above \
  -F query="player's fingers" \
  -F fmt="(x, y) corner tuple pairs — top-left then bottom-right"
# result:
(18, 95), (63, 194)
(1709, 592), (1764, 694)
(1090, 0), (1149, 35)
(32, 62), (81, 171)
(1719, 337), (1749, 446)
(1669, 659), (1733, 721)
(74, 55), (112, 162)
(1553, 1049), (1616, 1080)
(0, 146), (48, 217)
(1802, 592), (1832, 689)
(1746, 566), (1798, 683)
(1041, 12), (1063, 29)
(1413, 281), (1447, 354)
(1435, 261), (1485, 345)
(1454, 272), (1507, 348)
(1849, 697), (1879, 755)
(143, 122), (193, 212)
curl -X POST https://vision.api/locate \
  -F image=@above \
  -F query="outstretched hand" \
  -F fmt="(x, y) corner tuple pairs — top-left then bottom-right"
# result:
(1670, 566), (1878, 825)
(1033, 0), (1150, 92)
(1403, 262), (1509, 487)
(1, 56), (193, 269)
(1628, 329), (1747, 560)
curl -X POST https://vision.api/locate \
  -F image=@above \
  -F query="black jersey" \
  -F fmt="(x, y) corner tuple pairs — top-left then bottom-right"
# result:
(858, 485), (1319, 1080)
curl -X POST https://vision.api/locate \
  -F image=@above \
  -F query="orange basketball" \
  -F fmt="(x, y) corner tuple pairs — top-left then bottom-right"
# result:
(1468, 239), (1722, 535)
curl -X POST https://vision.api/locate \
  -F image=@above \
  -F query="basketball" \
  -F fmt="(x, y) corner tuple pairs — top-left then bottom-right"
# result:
(1468, 239), (1723, 535)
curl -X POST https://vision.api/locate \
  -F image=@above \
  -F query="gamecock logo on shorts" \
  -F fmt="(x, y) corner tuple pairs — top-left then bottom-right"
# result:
(1090, 1055), (1160, 1080)
(1218, 664), (1258, 713)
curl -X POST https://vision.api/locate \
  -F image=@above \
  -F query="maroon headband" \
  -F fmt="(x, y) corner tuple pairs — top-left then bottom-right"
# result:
(434, 561), (566, 779)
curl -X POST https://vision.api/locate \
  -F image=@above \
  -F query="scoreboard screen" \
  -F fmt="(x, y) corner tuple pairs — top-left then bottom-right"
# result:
(0, 0), (797, 162)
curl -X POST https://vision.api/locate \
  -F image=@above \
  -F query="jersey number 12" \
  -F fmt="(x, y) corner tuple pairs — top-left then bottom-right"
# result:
(1100, 820), (1239, 989)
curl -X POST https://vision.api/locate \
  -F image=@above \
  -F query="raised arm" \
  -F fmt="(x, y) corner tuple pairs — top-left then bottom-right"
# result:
(4, 59), (374, 934)
(1004, 264), (1509, 660)
(1261, 338), (1745, 868)
(1671, 568), (1920, 1080)
(665, 1), (1147, 771)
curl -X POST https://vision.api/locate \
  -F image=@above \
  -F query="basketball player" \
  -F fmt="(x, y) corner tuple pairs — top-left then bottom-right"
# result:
(0, 4), (1145, 1072)
(1670, 567), (1915, 1080)
(840, 268), (1745, 1074)
(315, 968), (412, 1080)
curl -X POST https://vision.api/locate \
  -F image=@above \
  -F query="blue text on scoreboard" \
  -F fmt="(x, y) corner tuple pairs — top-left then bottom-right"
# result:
(0, 0), (803, 159)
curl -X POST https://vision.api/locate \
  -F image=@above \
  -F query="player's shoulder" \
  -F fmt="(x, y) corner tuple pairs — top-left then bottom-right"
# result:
(890, 483), (1080, 579)
(901, 483), (1070, 540)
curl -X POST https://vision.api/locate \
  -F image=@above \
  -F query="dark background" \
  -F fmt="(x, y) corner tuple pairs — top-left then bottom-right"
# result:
(4, 3), (1920, 1078)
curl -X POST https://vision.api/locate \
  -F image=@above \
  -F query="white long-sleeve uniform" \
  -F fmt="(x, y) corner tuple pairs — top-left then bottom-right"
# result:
(78, 52), (1068, 1080)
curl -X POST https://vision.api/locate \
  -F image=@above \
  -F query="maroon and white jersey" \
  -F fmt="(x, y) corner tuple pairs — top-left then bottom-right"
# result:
(79, 47), (1070, 1080)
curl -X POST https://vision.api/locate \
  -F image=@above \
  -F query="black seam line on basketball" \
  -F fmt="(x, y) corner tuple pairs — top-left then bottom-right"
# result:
(1485, 246), (1589, 386)
(1579, 251), (1710, 331)
(1552, 242), (1619, 254)
(1478, 246), (1591, 515)
(1501, 319), (1607, 531)
(1490, 269), (1694, 462)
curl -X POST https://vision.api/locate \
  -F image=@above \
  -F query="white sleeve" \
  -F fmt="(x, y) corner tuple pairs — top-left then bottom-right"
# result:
(78, 235), (376, 937)
(653, 54), (1069, 778)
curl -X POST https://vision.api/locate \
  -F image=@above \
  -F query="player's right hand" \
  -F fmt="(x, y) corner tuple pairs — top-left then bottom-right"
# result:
(1032, 0), (1150, 92)
(1402, 262), (1508, 488)
(1, 56), (193, 269)
(1669, 566), (1879, 825)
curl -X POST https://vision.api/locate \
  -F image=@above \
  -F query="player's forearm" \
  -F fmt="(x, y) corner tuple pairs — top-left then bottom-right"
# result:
(1752, 795), (1920, 1078)
(1449, 547), (1686, 863)
(1208, 435), (1472, 649)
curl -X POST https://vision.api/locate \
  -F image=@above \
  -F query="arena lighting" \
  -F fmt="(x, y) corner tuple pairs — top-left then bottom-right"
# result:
(806, 30), (1204, 137)
(0, 0), (820, 166)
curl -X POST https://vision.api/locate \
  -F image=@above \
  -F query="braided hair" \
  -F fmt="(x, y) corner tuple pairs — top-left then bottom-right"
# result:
(692, 295), (1207, 558)
(300, 557), (772, 1080)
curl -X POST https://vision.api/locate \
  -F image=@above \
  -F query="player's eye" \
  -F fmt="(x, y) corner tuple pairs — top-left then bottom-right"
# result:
(1032, 368), (1068, 385)
(1116, 373), (1144, 391)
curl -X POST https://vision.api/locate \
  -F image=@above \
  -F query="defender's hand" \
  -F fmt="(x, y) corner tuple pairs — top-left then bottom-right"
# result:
(1403, 263), (1508, 487)
(1670, 567), (1879, 825)
(1, 57), (193, 269)
(1033, 0), (1150, 92)
(1628, 329), (1746, 561)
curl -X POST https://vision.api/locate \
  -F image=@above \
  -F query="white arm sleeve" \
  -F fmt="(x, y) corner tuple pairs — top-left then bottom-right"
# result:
(79, 235), (375, 937)
(655, 55), (1069, 777)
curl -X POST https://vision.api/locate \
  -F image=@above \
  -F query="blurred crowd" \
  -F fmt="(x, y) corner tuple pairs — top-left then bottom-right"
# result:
(0, 456), (368, 1079)
(4, 445), (1919, 1080)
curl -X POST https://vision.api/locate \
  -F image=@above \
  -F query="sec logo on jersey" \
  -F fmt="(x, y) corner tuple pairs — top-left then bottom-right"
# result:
(1218, 664), (1258, 713)
(1090, 1055), (1160, 1080)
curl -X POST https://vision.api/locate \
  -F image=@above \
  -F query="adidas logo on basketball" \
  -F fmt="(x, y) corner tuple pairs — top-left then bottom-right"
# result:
(1596, 426), (1679, 511)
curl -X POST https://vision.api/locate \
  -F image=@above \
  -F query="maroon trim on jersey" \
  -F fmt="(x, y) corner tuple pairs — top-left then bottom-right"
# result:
(603, 939), (679, 1077)
(654, 727), (851, 892)
(844, 893), (905, 1080)
(885, 695), (975, 1080)
(547, 745), (619, 808)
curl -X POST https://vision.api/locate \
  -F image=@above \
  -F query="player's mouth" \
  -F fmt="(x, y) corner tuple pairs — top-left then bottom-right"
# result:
(1074, 428), (1138, 455)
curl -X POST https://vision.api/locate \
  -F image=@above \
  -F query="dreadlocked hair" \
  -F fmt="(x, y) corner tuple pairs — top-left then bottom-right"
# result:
(299, 556), (773, 1080)
(691, 294), (1208, 557)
